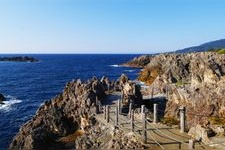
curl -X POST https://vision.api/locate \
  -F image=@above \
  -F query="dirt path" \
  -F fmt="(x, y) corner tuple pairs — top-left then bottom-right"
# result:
(95, 92), (211, 149)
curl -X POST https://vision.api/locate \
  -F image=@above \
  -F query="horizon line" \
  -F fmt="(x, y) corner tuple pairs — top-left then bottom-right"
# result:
(0, 53), (153, 55)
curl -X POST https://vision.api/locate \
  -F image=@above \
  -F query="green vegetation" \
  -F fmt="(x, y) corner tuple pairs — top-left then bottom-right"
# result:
(208, 117), (225, 125)
(217, 49), (225, 54)
(175, 80), (186, 87)
(161, 116), (179, 126)
(208, 48), (225, 54)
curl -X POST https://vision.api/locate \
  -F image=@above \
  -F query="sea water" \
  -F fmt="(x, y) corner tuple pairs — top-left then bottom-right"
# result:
(0, 54), (141, 149)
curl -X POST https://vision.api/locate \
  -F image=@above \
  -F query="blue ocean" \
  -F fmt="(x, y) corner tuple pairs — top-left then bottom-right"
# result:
(0, 54), (141, 150)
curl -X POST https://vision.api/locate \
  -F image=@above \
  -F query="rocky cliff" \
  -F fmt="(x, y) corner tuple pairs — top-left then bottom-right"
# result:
(9, 75), (144, 149)
(124, 52), (225, 133)
(10, 77), (107, 149)
(122, 55), (153, 68)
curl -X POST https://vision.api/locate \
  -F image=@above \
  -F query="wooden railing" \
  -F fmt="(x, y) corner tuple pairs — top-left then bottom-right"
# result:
(95, 96), (225, 149)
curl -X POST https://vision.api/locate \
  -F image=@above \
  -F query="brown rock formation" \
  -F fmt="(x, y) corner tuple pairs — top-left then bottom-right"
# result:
(114, 74), (129, 91)
(10, 77), (107, 149)
(122, 55), (153, 68)
(122, 81), (142, 107)
(126, 52), (225, 129)
(115, 74), (143, 108)
(75, 121), (148, 149)
(9, 74), (143, 149)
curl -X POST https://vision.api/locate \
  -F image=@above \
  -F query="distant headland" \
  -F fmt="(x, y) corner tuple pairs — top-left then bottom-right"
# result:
(0, 56), (39, 62)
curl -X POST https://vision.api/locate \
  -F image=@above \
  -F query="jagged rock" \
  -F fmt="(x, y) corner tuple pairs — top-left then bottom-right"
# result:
(114, 74), (143, 108)
(75, 123), (148, 149)
(211, 126), (225, 137)
(118, 74), (129, 86)
(122, 82), (142, 107)
(127, 52), (225, 128)
(10, 77), (108, 149)
(114, 74), (129, 91)
(100, 76), (112, 92)
(188, 124), (215, 143)
(0, 93), (5, 104)
(10, 74), (146, 149)
(107, 128), (148, 149)
(122, 55), (153, 68)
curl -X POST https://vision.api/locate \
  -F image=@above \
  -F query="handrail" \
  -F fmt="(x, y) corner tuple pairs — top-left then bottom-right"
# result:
(147, 131), (165, 149)
(145, 120), (189, 146)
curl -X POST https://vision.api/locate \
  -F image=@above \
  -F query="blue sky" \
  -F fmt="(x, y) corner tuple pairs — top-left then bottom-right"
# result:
(0, 0), (225, 54)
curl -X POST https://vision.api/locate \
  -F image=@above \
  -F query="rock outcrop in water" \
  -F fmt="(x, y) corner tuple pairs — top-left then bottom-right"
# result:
(122, 55), (153, 68)
(0, 94), (6, 104)
(123, 52), (225, 142)
(9, 75), (144, 149)
(0, 56), (38, 62)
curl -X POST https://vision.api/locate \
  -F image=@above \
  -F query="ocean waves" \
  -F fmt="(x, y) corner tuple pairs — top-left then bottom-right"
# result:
(0, 95), (22, 112)
(109, 64), (120, 67)
(0, 54), (141, 149)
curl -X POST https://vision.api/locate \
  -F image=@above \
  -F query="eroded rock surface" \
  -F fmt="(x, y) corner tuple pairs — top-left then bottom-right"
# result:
(9, 75), (143, 149)
(122, 55), (153, 68)
(10, 77), (107, 149)
(125, 52), (225, 130)
(75, 122), (148, 149)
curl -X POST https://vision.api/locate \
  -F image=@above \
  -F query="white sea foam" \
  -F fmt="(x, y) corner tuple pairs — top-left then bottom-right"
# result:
(124, 69), (135, 72)
(0, 95), (22, 112)
(110, 64), (120, 67)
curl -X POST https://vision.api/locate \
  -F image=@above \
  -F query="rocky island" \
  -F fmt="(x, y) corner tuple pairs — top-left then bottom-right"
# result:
(0, 56), (39, 62)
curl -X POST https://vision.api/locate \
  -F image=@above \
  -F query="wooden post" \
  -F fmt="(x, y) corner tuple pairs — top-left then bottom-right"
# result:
(121, 90), (124, 103)
(95, 97), (99, 114)
(188, 139), (194, 149)
(106, 105), (109, 123)
(141, 105), (147, 143)
(151, 84), (154, 99)
(131, 109), (134, 132)
(128, 103), (132, 118)
(95, 96), (98, 105)
(117, 99), (120, 114)
(99, 102), (102, 113)
(104, 106), (106, 119)
(115, 106), (118, 125)
(180, 106), (186, 133)
(141, 105), (145, 114)
(166, 85), (168, 99)
(107, 84), (110, 92)
(153, 103), (158, 124)
(118, 100), (121, 114)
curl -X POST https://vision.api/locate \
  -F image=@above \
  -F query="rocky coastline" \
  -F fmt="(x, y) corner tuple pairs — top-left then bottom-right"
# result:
(0, 56), (38, 62)
(123, 51), (225, 143)
(121, 55), (153, 68)
(9, 75), (146, 149)
(9, 51), (225, 149)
